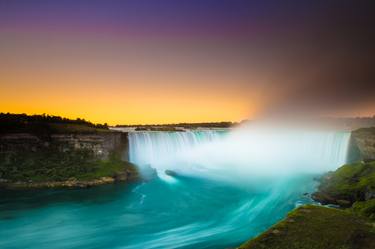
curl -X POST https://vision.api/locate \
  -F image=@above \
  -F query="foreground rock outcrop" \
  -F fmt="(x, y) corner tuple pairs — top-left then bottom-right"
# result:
(239, 159), (375, 248)
(0, 119), (136, 188)
(0, 131), (129, 161)
(312, 161), (375, 208)
(239, 205), (375, 249)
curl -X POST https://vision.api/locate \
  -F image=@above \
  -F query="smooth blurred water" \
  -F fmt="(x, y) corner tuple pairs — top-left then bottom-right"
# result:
(0, 128), (351, 249)
(0, 175), (316, 249)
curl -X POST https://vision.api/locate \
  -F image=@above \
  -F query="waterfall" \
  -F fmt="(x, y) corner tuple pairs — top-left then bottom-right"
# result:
(128, 130), (225, 178)
(128, 127), (351, 181)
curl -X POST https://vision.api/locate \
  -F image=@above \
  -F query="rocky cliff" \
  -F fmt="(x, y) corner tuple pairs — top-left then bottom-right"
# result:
(0, 132), (129, 161)
(239, 161), (375, 249)
(351, 127), (375, 161)
(0, 130), (136, 188)
(238, 205), (375, 249)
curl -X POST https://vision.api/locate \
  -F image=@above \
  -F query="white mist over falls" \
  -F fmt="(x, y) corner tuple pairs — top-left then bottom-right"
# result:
(0, 125), (352, 249)
(128, 125), (351, 183)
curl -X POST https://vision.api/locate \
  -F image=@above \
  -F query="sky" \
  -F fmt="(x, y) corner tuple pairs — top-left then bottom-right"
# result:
(0, 0), (374, 125)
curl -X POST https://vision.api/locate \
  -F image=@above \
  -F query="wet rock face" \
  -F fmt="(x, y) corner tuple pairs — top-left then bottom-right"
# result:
(0, 132), (128, 161)
(165, 169), (178, 177)
(49, 133), (127, 160)
(0, 129), (139, 188)
(351, 127), (375, 161)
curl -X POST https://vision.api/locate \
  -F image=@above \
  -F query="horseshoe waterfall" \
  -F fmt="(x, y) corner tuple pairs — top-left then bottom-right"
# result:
(1, 127), (351, 249)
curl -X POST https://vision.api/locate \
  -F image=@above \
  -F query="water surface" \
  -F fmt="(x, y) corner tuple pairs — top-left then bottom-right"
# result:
(0, 128), (350, 248)
(0, 175), (315, 249)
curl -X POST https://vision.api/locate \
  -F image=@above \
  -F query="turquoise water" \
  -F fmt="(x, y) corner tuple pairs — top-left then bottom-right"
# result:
(0, 174), (316, 249)
(0, 129), (350, 248)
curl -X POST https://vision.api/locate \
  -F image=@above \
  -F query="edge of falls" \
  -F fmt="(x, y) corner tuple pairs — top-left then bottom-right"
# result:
(128, 128), (351, 181)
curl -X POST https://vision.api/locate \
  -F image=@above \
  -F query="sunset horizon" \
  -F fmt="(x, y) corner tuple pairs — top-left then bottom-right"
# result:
(1, 1), (374, 125)
(1, 1), (375, 249)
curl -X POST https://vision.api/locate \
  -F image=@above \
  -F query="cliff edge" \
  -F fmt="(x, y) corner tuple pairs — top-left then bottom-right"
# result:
(239, 127), (375, 249)
(0, 113), (137, 189)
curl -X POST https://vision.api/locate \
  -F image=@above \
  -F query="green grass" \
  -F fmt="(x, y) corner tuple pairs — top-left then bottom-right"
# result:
(241, 162), (375, 249)
(350, 199), (375, 221)
(313, 161), (375, 206)
(75, 156), (138, 181)
(239, 205), (375, 249)
(0, 148), (137, 183)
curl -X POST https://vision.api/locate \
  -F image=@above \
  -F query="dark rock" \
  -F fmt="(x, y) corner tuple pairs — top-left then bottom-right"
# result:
(337, 199), (352, 207)
(165, 170), (177, 177)
(365, 188), (375, 200)
(352, 127), (375, 161)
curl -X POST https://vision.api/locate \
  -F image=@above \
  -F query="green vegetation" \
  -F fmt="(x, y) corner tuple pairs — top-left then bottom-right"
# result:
(239, 205), (375, 249)
(0, 147), (137, 183)
(350, 199), (375, 221)
(353, 127), (375, 136)
(0, 113), (136, 186)
(240, 161), (375, 248)
(312, 161), (375, 207)
(76, 154), (138, 181)
(0, 113), (109, 135)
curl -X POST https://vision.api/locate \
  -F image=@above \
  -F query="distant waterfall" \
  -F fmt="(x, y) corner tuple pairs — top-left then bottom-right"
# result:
(128, 128), (351, 180)
(128, 130), (225, 166)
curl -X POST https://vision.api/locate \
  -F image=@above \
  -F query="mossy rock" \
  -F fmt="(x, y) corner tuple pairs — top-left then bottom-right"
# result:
(349, 199), (375, 221)
(312, 161), (375, 207)
(239, 205), (375, 249)
(0, 148), (139, 186)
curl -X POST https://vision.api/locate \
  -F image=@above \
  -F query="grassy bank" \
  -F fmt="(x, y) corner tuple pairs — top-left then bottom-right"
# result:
(239, 161), (375, 248)
(312, 161), (375, 209)
(239, 205), (375, 249)
(0, 149), (138, 185)
(0, 113), (137, 188)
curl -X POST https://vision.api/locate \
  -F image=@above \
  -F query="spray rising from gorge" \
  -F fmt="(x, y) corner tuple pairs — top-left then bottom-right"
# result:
(128, 125), (351, 183)
(0, 122), (355, 249)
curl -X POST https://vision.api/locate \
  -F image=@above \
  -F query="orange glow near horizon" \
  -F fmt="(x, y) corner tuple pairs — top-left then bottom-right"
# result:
(1, 29), (373, 123)
(0, 94), (254, 125)
(0, 65), (257, 125)
(0, 32), (261, 125)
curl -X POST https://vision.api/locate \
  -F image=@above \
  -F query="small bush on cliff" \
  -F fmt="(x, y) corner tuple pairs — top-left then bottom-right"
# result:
(76, 154), (138, 181)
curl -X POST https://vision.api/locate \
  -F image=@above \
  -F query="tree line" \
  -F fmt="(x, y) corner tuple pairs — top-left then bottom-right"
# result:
(0, 113), (108, 134)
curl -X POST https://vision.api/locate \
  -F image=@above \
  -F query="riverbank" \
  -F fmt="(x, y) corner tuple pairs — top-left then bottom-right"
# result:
(0, 176), (116, 189)
(0, 156), (139, 189)
(238, 160), (375, 249)
(238, 126), (375, 249)
(239, 205), (375, 249)
(0, 113), (139, 189)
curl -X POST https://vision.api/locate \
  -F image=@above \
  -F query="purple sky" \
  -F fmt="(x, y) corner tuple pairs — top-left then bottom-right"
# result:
(0, 0), (374, 123)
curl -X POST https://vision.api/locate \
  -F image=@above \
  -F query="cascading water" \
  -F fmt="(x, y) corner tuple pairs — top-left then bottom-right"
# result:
(128, 127), (351, 181)
(0, 126), (353, 249)
(128, 130), (226, 180)
(128, 130), (225, 168)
